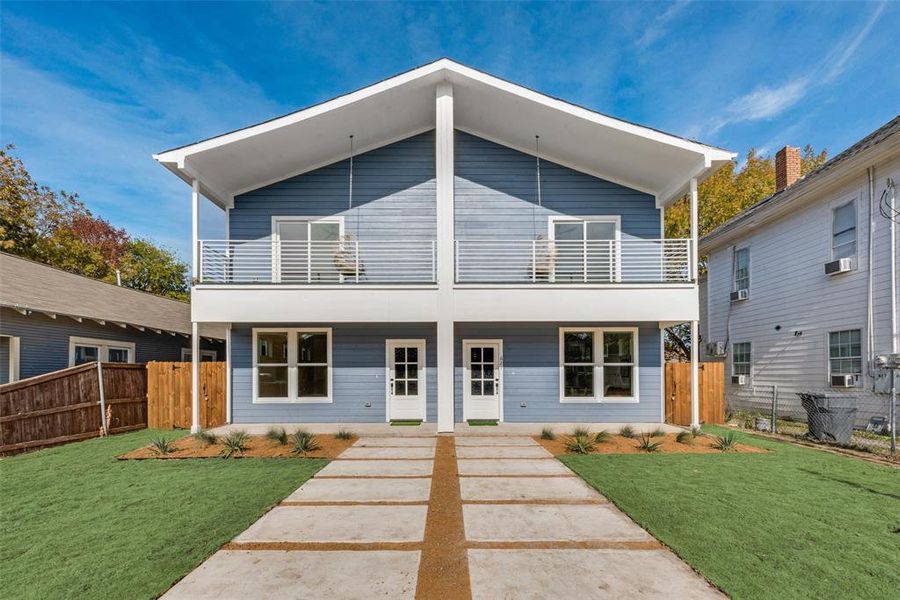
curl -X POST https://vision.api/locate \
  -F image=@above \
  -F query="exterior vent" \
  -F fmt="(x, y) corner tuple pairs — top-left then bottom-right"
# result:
(824, 258), (853, 275)
(831, 374), (858, 388)
(731, 375), (747, 385)
(730, 289), (749, 302)
(706, 342), (727, 357)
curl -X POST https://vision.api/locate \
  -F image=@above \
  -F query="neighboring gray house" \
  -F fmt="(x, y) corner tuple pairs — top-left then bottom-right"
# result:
(0, 252), (224, 383)
(154, 59), (734, 432)
(700, 116), (900, 425)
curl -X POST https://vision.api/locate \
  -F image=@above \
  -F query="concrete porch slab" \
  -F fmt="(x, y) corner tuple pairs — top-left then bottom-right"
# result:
(208, 423), (437, 436)
(459, 477), (600, 502)
(235, 505), (428, 543)
(162, 550), (420, 600)
(340, 446), (435, 459)
(454, 423), (682, 436)
(467, 549), (724, 599)
(456, 458), (572, 476)
(455, 436), (540, 446)
(355, 437), (436, 447)
(463, 504), (653, 542)
(316, 459), (433, 477)
(456, 446), (551, 459)
(285, 477), (432, 503)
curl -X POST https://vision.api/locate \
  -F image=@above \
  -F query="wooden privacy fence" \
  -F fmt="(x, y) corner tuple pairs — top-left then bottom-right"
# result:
(665, 362), (725, 426)
(0, 362), (147, 455)
(147, 361), (226, 429)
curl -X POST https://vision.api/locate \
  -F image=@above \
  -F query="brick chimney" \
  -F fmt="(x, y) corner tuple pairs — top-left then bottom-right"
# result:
(775, 146), (801, 192)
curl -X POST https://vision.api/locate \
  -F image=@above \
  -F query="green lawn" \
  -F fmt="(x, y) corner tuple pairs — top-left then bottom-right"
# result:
(561, 427), (900, 600)
(1, 430), (326, 599)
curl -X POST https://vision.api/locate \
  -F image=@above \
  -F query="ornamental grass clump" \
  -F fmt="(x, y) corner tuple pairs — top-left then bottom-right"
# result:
(540, 427), (556, 440)
(637, 433), (662, 453)
(565, 434), (596, 455)
(192, 429), (217, 446)
(149, 437), (175, 455)
(675, 430), (694, 445)
(292, 429), (321, 455)
(619, 425), (636, 439)
(593, 430), (610, 443)
(220, 430), (249, 458)
(265, 427), (289, 445)
(334, 429), (355, 440)
(713, 432), (737, 452)
(650, 427), (666, 438)
(571, 425), (591, 439)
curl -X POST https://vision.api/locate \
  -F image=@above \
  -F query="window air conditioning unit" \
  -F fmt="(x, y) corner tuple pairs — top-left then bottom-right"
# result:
(824, 258), (853, 276)
(706, 342), (727, 357)
(831, 374), (859, 388)
(730, 289), (749, 302)
(731, 375), (747, 385)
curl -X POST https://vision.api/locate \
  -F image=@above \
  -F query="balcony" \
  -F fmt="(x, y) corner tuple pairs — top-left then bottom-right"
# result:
(454, 239), (692, 284)
(199, 240), (437, 284)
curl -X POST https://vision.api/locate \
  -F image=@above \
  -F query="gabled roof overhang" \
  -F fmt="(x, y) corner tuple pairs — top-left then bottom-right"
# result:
(154, 58), (734, 209)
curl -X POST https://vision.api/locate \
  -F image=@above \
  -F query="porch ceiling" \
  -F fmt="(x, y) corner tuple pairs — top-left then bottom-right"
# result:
(154, 59), (734, 209)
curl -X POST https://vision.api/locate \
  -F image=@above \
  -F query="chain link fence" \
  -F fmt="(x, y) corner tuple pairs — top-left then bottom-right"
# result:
(724, 381), (897, 460)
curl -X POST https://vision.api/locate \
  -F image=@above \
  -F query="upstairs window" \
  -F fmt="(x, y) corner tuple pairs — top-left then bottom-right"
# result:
(732, 342), (751, 377)
(832, 201), (857, 260)
(733, 248), (750, 292)
(828, 329), (862, 376)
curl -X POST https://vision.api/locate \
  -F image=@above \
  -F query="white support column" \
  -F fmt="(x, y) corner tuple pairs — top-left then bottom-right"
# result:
(435, 80), (455, 433)
(689, 177), (698, 281)
(191, 321), (201, 433)
(225, 323), (232, 424)
(191, 178), (201, 281)
(690, 319), (700, 428)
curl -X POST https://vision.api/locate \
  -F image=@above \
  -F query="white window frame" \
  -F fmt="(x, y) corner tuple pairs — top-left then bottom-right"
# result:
(0, 335), (20, 383)
(68, 336), (135, 366)
(830, 198), (858, 264)
(732, 246), (750, 292)
(271, 216), (345, 283)
(731, 342), (752, 378)
(252, 327), (333, 403)
(181, 348), (218, 362)
(827, 328), (862, 385)
(548, 215), (622, 282)
(558, 326), (639, 403)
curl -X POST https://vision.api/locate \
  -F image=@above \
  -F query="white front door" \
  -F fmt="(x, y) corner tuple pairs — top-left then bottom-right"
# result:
(386, 340), (426, 421)
(463, 340), (503, 421)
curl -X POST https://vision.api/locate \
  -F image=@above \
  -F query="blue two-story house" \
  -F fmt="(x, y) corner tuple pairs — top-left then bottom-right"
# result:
(154, 59), (733, 433)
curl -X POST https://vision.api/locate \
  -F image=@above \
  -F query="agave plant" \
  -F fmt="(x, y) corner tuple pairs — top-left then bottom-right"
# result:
(618, 425), (636, 439)
(265, 427), (289, 445)
(637, 433), (662, 453)
(571, 425), (591, 439)
(192, 428), (217, 446)
(334, 428), (355, 441)
(675, 430), (694, 445)
(540, 427), (556, 440)
(593, 430), (610, 443)
(220, 430), (249, 458)
(565, 434), (596, 455)
(149, 436), (175, 455)
(292, 429), (321, 455)
(713, 432), (737, 452)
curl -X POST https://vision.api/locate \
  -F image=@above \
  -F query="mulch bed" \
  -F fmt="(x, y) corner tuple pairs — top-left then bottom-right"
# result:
(118, 434), (356, 460)
(535, 432), (767, 456)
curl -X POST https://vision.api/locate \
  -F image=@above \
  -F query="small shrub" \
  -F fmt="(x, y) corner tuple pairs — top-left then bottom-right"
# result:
(619, 425), (636, 439)
(192, 429), (217, 446)
(690, 425), (705, 437)
(220, 430), (249, 458)
(713, 432), (737, 452)
(637, 433), (662, 453)
(565, 434), (595, 455)
(675, 430), (694, 445)
(593, 430), (610, 443)
(571, 425), (591, 438)
(540, 427), (556, 440)
(265, 427), (289, 445)
(334, 428), (355, 440)
(650, 427), (666, 438)
(292, 429), (321, 455)
(149, 436), (174, 455)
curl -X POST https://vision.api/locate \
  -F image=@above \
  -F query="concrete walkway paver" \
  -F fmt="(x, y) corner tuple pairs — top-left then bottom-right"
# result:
(457, 457), (573, 476)
(459, 476), (600, 502)
(285, 477), (431, 503)
(456, 445), (551, 458)
(235, 505), (428, 543)
(316, 458), (433, 477)
(464, 504), (655, 542)
(340, 446), (435, 459)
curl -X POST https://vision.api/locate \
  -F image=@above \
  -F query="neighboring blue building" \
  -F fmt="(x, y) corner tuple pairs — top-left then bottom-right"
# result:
(154, 59), (734, 432)
(0, 252), (224, 383)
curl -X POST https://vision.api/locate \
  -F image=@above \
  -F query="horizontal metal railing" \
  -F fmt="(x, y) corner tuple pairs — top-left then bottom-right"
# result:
(454, 239), (692, 284)
(199, 240), (437, 284)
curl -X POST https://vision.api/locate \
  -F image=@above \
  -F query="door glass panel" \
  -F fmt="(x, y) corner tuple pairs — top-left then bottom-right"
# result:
(482, 347), (494, 362)
(278, 222), (308, 283)
(406, 363), (418, 381)
(74, 345), (99, 365)
(471, 380), (482, 396)
(395, 347), (406, 362)
(406, 347), (417, 362)
(310, 221), (340, 282)
(554, 222), (583, 282)
(394, 380), (407, 395)
(471, 347), (481, 362)
(394, 364), (406, 379)
(586, 222), (615, 282)
(586, 222), (616, 240)
(472, 364), (482, 380)
(553, 222), (582, 240)
(483, 364), (494, 379)
(407, 380), (418, 395)
(391, 345), (420, 397)
(482, 380), (494, 396)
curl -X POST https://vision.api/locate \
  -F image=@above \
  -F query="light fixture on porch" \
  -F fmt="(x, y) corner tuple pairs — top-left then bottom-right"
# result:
(334, 134), (365, 278)
(530, 134), (557, 278)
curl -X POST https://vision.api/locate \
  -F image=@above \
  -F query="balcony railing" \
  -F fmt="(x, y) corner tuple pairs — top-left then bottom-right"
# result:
(199, 240), (437, 284)
(455, 239), (692, 284)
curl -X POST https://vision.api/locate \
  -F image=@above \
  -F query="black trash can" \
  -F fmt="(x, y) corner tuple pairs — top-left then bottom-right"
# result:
(798, 392), (858, 445)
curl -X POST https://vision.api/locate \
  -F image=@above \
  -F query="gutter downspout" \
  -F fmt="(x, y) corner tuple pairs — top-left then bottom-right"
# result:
(889, 178), (897, 454)
(867, 167), (875, 380)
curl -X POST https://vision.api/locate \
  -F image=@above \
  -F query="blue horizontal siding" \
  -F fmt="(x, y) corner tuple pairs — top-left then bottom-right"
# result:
(231, 323), (437, 423)
(454, 131), (660, 240)
(0, 307), (224, 380)
(455, 322), (662, 423)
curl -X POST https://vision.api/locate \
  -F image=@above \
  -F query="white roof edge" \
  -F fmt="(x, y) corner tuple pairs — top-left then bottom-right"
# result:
(153, 58), (732, 164)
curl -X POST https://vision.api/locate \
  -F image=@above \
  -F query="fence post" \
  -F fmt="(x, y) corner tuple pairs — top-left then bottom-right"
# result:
(771, 384), (778, 434)
(96, 362), (108, 436)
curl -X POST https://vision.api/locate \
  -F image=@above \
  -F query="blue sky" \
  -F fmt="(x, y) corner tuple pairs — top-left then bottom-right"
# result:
(2, 1), (897, 261)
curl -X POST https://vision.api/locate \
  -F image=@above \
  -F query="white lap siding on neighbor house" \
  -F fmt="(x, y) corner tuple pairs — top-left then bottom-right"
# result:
(705, 153), (900, 422)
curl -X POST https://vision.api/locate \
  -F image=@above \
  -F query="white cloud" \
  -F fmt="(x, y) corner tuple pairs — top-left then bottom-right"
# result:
(725, 78), (810, 122)
(636, 1), (693, 48)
